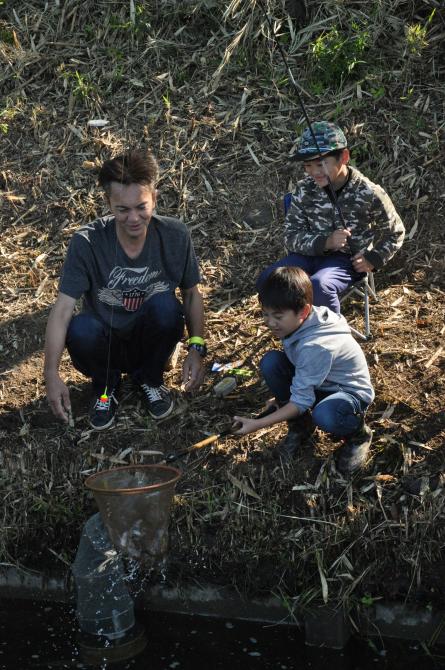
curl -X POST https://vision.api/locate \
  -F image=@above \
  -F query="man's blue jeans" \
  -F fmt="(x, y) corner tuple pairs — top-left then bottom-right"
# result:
(66, 291), (184, 393)
(260, 350), (367, 436)
(256, 252), (365, 314)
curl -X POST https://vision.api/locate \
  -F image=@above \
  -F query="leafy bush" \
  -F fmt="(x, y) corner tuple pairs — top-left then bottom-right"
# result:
(310, 22), (370, 90)
(405, 8), (436, 57)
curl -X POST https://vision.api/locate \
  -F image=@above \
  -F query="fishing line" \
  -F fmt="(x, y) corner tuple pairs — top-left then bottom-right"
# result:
(100, 228), (119, 404)
(256, 0), (358, 251)
(100, 98), (132, 404)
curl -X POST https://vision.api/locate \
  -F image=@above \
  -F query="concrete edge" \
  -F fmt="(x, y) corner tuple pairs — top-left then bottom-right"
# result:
(0, 566), (444, 647)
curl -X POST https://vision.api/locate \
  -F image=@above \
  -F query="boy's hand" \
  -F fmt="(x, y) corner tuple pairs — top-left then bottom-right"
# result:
(232, 416), (259, 436)
(351, 253), (374, 274)
(325, 228), (351, 251)
(231, 403), (279, 436)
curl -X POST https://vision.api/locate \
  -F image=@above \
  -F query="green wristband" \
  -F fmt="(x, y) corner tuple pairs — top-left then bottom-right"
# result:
(187, 336), (206, 346)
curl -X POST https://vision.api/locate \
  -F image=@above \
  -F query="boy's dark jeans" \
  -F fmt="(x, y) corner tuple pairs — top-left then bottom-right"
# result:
(66, 291), (184, 393)
(260, 350), (368, 437)
(256, 252), (365, 314)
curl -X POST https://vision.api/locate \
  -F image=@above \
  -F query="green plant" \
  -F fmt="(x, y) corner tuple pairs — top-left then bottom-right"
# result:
(162, 92), (171, 110)
(72, 70), (95, 100)
(400, 86), (414, 101)
(360, 593), (375, 607)
(310, 22), (370, 89)
(0, 106), (17, 134)
(406, 9), (436, 56)
(370, 86), (385, 100)
(109, 3), (150, 36)
(309, 81), (324, 95)
(58, 66), (96, 101)
(0, 24), (14, 44)
(406, 24), (428, 56)
(109, 14), (133, 31)
(106, 47), (124, 61)
(83, 24), (95, 40)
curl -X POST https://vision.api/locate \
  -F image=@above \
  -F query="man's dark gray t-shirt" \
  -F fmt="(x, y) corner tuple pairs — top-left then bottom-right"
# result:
(59, 214), (200, 333)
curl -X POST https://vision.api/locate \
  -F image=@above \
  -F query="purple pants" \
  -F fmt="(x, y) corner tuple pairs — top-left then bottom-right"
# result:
(256, 252), (365, 314)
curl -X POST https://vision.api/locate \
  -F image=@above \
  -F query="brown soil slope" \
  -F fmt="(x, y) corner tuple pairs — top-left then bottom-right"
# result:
(0, 1), (444, 606)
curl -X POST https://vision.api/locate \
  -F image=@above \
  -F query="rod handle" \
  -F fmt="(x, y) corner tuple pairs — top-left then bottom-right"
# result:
(189, 434), (220, 450)
(165, 432), (225, 463)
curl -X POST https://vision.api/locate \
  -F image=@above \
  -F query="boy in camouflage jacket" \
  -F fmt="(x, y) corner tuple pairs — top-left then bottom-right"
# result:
(257, 121), (405, 314)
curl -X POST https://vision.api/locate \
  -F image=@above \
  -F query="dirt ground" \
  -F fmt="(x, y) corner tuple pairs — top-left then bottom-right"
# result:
(1, 0), (444, 609)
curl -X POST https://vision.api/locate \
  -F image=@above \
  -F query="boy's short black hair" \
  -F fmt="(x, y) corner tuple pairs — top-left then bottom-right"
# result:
(258, 267), (313, 312)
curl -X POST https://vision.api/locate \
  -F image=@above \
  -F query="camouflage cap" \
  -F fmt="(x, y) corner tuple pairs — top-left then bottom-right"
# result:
(293, 121), (347, 161)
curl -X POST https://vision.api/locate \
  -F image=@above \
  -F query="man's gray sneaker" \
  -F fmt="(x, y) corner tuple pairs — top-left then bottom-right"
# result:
(140, 384), (173, 419)
(335, 423), (372, 475)
(89, 389), (118, 430)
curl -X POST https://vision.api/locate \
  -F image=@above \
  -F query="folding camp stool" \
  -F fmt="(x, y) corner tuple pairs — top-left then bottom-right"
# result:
(340, 272), (377, 341)
(283, 192), (377, 341)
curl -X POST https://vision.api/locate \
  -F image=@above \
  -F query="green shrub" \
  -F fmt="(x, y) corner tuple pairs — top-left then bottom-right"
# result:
(310, 22), (370, 90)
(405, 8), (436, 57)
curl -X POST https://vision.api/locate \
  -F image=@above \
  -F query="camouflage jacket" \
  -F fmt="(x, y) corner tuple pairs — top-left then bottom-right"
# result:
(284, 166), (405, 269)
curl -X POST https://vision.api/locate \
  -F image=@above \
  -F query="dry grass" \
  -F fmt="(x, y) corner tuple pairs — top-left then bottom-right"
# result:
(0, 0), (444, 608)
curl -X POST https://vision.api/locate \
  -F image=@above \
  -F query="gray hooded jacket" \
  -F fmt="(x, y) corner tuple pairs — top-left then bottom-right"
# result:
(283, 306), (375, 413)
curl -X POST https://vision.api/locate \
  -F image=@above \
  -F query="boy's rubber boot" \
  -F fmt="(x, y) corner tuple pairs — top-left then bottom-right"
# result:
(277, 412), (314, 464)
(335, 422), (372, 475)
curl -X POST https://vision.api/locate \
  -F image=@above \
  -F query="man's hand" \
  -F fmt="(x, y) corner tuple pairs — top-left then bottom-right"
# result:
(45, 372), (71, 422)
(182, 348), (205, 392)
(351, 253), (374, 274)
(325, 228), (351, 251)
(180, 285), (206, 392)
(44, 292), (76, 423)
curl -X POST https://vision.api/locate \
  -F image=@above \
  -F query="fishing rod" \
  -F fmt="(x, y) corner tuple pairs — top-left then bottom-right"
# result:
(256, 0), (358, 251)
(165, 405), (277, 463)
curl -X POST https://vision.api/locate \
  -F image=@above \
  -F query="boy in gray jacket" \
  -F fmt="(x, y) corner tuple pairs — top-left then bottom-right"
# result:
(234, 267), (374, 474)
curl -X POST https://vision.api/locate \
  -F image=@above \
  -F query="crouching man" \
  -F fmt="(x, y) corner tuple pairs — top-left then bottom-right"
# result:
(44, 149), (206, 429)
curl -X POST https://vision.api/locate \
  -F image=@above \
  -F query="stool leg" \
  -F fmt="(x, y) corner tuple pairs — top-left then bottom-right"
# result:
(364, 279), (370, 339)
